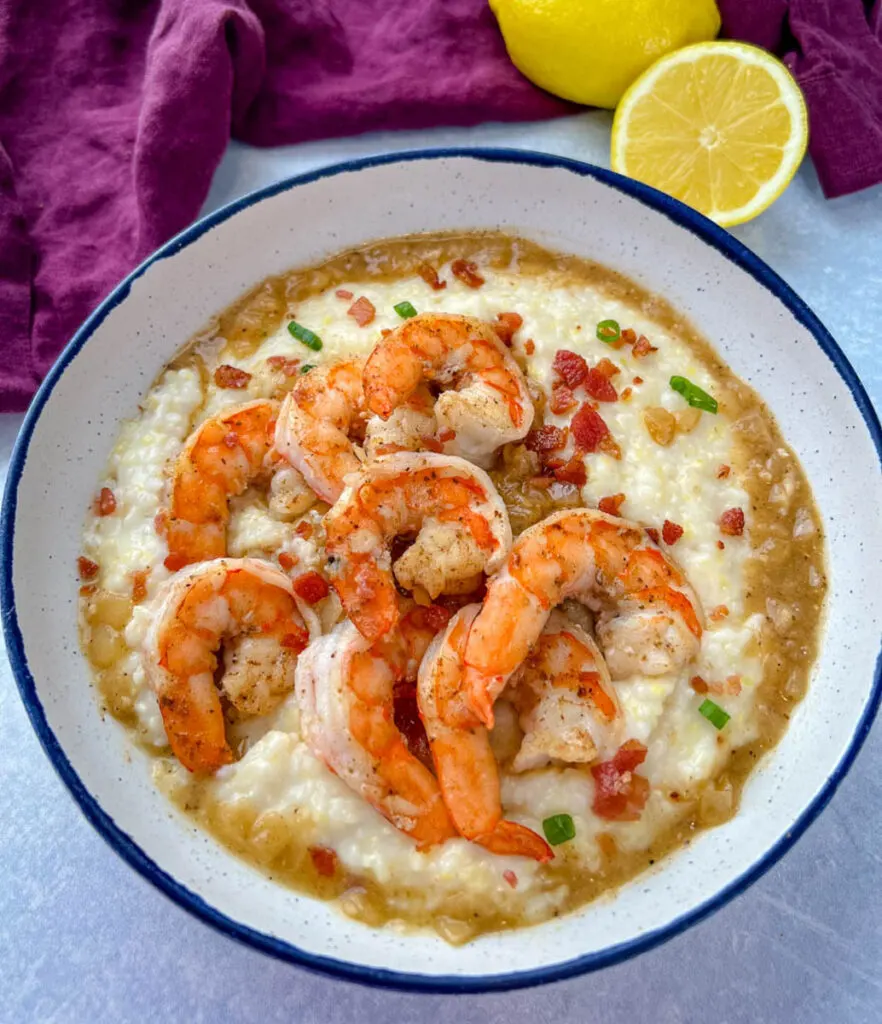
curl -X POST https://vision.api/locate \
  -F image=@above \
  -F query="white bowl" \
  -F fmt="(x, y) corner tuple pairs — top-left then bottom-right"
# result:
(3, 151), (881, 992)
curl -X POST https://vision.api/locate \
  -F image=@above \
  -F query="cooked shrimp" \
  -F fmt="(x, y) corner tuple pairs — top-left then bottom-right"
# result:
(295, 606), (456, 847)
(165, 401), (279, 569)
(507, 610), (622, 772)
(324, 452), (511, 642)
(143, 557), (317, 773)
(362, 313), (534, 467)
(464, 509), (703, 727)
(417, 606), (552, 861)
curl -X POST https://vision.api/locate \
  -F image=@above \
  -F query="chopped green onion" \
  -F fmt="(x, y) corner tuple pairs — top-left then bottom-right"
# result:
(670, 375), (718, 414)
(596, 319), (621, 344)
(394, 300), (418, 319)
(699, 698), (730, 730)
(287, 321), (323, 351)
(542, 813), (576, 846)
(299, 364), (316, 374)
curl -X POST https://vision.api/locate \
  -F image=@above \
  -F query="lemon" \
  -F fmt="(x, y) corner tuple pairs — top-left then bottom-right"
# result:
(490, 0), (721, 109)
(611, 42), (809, 227)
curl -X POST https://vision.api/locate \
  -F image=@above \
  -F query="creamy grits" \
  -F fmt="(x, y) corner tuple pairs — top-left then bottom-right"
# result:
(79, 233), (826, 942)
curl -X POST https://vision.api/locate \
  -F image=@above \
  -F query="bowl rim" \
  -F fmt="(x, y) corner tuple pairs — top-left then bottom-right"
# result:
(2, 147), (881, 994)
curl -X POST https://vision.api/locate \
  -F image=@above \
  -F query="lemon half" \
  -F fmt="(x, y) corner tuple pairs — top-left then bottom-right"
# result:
(611, 41), (809, 227)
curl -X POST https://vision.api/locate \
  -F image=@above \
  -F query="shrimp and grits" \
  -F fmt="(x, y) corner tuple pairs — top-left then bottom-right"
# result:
(78, 233), (825, 943)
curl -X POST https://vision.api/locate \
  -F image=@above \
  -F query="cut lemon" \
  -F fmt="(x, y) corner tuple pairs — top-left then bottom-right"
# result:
(611, 41), (808, 227)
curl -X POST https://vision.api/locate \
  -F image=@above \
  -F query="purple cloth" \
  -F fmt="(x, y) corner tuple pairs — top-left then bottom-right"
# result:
(719, 0), (882, 199)
(0, 0), (572, 412)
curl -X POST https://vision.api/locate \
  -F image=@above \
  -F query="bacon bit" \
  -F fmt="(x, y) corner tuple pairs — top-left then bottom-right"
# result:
(392, 681), (434, 770)
(163, 552), (189, 572)
(450, 259), (485, 289)
(408, 604), (452, 635)
(645, 527), (660, 544)
(380, 328), (392, 338)
(77, 556), (99, 580)
(592, 740), (650, 821)
(632, 335), (657, 359)
(717, 540), (726, 550)
(503, 870), (518, 889)
(222, 432), (239, 449)
(720, 507), (745, 536)
(214, 364), (252, 389)
(278, 551), (298, 572)
(552, 455), (588, 487)
(416, 262), (446, 291)
(690, 675), (709, 694)
(438, 428), (456, 444)
(347, 296), (376, 327)
(598, 493), (626, 516)
(94, 487), (117, 516)
(726, 674), (743, 695)
(620, 387), (633, 401)
(525, 425), (568, 454)
(79, 584), (97, 597)
(335, 289), (354, 300)
(266, 355), (301, 376)
(584, 367), (618, 402)
(571, 403), (611, 451)
(494, 312), (523, 346)
(293, 571), (329, 604)
(131, 570), (149, 604)
(620, 328), (637, 346)
(280, 628), (309, 651)
(717, 464), (731, 479)
(550, 384), (578, 414)
(552, 349), (589, 388)
(295, 520), (314, 540)
(709, 604), (729, 622)
(662, 520), (684, 545)
(420, 435), (444, 453)
(525, 339), (535, 356)
(632, 376), (644, 386)
(309, 846), (338, 877)
(595, 357), (620, 379)
(597, 433), (623, 459)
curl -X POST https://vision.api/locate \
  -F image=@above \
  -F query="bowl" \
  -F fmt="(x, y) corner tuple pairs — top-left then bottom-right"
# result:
(3, 150), (881, 992)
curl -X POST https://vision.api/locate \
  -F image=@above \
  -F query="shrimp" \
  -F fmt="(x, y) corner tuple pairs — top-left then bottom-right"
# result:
(165, 400), (280, 569)
(463, 509), (703, 728)
(362, 313), (534, 468)
(295, 606), (456, 847)
(143, 557), (317, 773)
(507, 610), (622, 772)
(324, 452), (511, 642)
(417, 606), (552, 861)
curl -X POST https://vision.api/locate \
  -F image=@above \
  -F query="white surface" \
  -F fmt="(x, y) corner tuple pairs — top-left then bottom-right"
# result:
(2, 111), (882, 1021)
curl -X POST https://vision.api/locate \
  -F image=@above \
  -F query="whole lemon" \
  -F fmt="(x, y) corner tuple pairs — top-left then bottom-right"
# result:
(490, 0), (721, 109)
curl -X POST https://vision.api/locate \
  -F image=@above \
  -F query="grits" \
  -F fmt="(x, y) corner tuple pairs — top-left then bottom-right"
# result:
(78, 233), (825, 941)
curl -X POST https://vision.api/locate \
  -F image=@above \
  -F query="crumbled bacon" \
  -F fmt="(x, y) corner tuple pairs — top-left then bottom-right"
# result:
(347, 296), (376, 327)
(309, 846), (338, 877)
(266, 355), (301, 376)
(525, 425), (568, 454)
(620, 328), (637, 346)
(717, 464), (731, 479)
(597, 433), (623, 459)
(709, 604), (729, 622)
(720, 507), (745, 536)
(380, 328), (392, 338)
(645, 527), (661, 544)
(584, 367), (618, 402)
(591, 740), (650, 821)
(438, 428), (456, 444)
(295, 521), (313, 540)
(420, 435), (444, 453)
(717, 540), (726, 550)
(278, 551), (298, 572)
(214, 364), (252, 389)
(393, 680), (435, 770)
(662, 520), (684, 545)
(406, 604), (452, 634)
(632, 335), (657, 359)
(94, 487), (117, 516)
(726, 674), (743, 695)
(450, 259), (485, 288)
(416, 263), (446, 291)
(598, 493), (626, 516)
(690, 675), (709, 694)
(163, 552), (189, 572)
(525, 339), (535, 356)
(571, 404), (611, 451)
(335, 289), (354, 300)
(552, 349), (589, 388)
(78, 556), (99, 580)
(632, 376), (644, 385)
(280, 628), (309, 651)
(293, 571), (329, 604)
(79, 584), (97, 597)
(494, 312), (523, 346)
(551, 456), (587, 487)
(549, 384), (578, 414)
(131, 569), (149, 604)
(620, 387), (633, 401)
(595, 357), (620, 378)
(503, 870), (518, 889)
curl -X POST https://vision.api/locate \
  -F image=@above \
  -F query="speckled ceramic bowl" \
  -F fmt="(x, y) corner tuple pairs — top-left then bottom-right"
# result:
(3, 151), (881, 992)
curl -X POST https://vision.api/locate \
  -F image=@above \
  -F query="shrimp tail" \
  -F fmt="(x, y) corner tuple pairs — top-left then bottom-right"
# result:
(475, 820), (553, 863)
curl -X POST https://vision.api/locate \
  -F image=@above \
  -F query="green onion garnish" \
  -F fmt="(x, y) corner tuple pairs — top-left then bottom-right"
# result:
(394, 301), (418, 319)
(699, 698), (730, 730)
(300, 364), (315, 374)
(596, 319), (621, 344)
(670, 375), (718, 414)
(542, 813), (575, 846)
(287, 321), (323, 351)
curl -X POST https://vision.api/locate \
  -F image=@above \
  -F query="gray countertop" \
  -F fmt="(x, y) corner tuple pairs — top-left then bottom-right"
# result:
(2, 113), (881, 1023)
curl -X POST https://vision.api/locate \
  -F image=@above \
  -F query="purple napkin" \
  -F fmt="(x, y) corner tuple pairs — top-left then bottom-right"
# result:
(719, 0), (882, 198)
